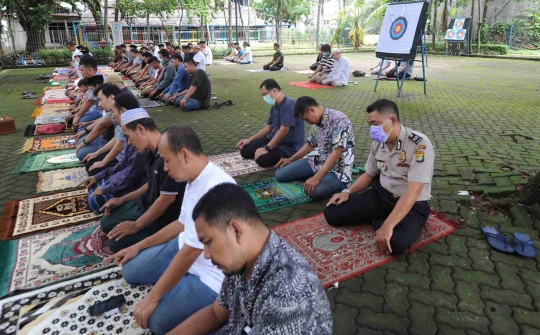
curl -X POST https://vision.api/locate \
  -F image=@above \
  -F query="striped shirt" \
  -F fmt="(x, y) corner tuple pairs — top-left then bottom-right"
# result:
(318, 55), (335, 74)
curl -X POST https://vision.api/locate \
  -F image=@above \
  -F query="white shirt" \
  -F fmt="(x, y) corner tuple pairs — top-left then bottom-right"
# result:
(328, 56), (350, 83)
(202, 47), (213, 65)
(193, 51), (206, 70)
(178, 161), (236, 293)
(244, 46), (252, 62)
(153, 48), (160, 57)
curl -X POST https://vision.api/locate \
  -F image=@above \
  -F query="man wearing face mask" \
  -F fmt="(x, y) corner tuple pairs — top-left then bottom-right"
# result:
(308, 44), (334, 84)
(237, 79), (305, 167)
(325, 99), (434, 255)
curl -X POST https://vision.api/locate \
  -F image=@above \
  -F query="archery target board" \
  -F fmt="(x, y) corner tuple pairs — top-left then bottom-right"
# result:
(376, 1), (429, 60)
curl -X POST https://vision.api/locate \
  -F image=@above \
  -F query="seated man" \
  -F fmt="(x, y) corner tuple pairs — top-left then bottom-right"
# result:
(192, 45), (206, 71)
(106, 124), (236, 335)
(99, 109), (186, 253)
(72, 74), (105, 127)
(370, 58), (392, 75)
(325, 99), (433, 255)
(386, 59), (414, 79)
(263, 43), (284, 71)
(157, 55), (191, 105)
(321, 49), (350, 87)
(224, 42), (239, 61)
(231, 46), (244, 62)
(82, 91), (149, 213)
(172, 60), (211, 111)
(182, 45), (194, 63)
(169, 183), (333, 335)
(139, 56), (162, 95)
(236, 42), (252, 64)
(237, 79), (304, 167)
(310, 44), (323, 70)
(275, 96), (355, 200)
(200, 40), (213, 66)
(308, 44), (334, 84)
(147, 50), (176, 100)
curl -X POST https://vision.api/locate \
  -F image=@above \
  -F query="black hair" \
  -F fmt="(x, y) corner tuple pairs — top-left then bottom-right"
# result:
(78, 79), (89, 87)
(158, 49), (170, 59)
(131, 48), (138, 53)
(187, 42), (193, 47)
(233, 42), (239, 46)
(79, 46), (90, 54)
(192, 183), (262, 229)
(184, 59), (196, 67)
(66, 41), (76, 47)
(94, 83), (122, 98)
(143, 51), (153, 58)
(174, 46), (181, 50)
(120, 44), (126, 48)
(129, 44), (137, 49)
(162, 124), (204, 155)
(182, 45), (190, 50)
(87, 75), (104, 87)
(158, 43), (165, 48)
(199, 40), (206, 44)
(125, 118), (157, 131)
(243, 42), (250, 47)
(80, 55), (97, 71)
(171, 54), (183, 62)
(274, 43), (280, 48)
(260, 78), (281, 91)
(321, 44), (331, 52)
(294, 96), (319, 118)
(141, 46), (149, 51)
(148, 56), (160, 64)
(165, 42), (172, 47)
(366, 99), (400, 121)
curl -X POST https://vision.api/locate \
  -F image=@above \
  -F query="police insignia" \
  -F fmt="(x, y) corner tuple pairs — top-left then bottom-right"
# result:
(408, 133), (422, 145)
(397, 140), (402, 151)
(416, 145), (426, 151)
(399, 150), (406, 163)
(415, 151), (425, 162)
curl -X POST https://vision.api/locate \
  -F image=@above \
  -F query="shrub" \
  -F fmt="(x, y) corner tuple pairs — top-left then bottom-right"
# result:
(211, 46), (232, 57)
(36, 48), (114, 64)
(478, 44), (508, 55)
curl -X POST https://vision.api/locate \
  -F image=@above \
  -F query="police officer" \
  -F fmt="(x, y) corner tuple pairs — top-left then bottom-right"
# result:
(324, 99), (434, 255)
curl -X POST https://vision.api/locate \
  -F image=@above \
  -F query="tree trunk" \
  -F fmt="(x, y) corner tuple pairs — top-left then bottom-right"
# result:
(103, 0), (109, 45)
(247, 0), (250, 42)
(238, 2), (245, 41)
(115, 0), (119, 23)
(441, 0), (448, 32)
(515, 172), (540, 205)
(316, 0), (322, 48)
(146, 12), (150, 44)
(6, 5), (18, 55)
(432, 0), (438, 48)
(179, 7), (184, 44)
(206, 21), (211, 44)
(470, 0), (475, 50)
(228, 0), (233, 44)
(275, 0), (283, 45)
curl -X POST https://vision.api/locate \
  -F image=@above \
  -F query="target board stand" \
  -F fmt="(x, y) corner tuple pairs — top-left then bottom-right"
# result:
(445, 17), (472, 57)
(374, 1), (429, 97)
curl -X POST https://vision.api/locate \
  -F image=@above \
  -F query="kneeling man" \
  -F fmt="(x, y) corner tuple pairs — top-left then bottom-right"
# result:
(325, 99), (434, 254)
(170, 183), (333, 334)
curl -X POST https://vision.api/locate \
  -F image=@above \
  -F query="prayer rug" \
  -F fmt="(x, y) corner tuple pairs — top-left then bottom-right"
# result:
(130, 90), (142, 98)
(272, 213), (460, 288)
(48, 81), (68, 87)
(0, 189), (101, 239)
(288, 82), (336, 89)
(30, 108), (42, 118)
(41, 89), (70, 104)
(137, 98), (165, 108)
(295, 70), (315, 74)
(36, 107), (71, 117)
(0, 221), (112, 297)
(50, 75), (68, 80)
(34, 115), (68, 125)
(242, 178), (311, 213)
(13, 150), (83, 174)
(0, 270), (125, 334)
(21, 136), (77, 153)
(37, 167), (87, 192)
(24, 124), (75, 137)
(123, 80), (135, 87)
(246, 69), (270, 73)
(208, 151), (269, 177)
(214, 61), (237, 65)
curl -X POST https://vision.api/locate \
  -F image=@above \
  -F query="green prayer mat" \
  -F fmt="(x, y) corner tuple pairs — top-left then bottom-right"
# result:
(242, 178), (312, 213)
(13, 149), (83, 174)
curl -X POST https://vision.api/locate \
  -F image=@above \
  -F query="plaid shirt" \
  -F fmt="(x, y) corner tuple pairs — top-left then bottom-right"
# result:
(217, 232), (333, 335)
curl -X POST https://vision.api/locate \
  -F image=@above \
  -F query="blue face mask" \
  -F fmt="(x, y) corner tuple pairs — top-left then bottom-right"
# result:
(263, 91), (281, 106)
(370, 118), (393, 143)
(159, 59), (164, 65)
(322, 52), (327, 57)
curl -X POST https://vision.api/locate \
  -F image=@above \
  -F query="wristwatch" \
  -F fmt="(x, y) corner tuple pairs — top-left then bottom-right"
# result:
(83, 138), (88, 145)
(341, 189), (351, 194)
(264, 145), (271, 151)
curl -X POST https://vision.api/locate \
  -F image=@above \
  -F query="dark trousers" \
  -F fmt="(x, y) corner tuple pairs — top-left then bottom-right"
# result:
(263, 64), (283, 71)
(324, 177), (430, 254)
(240, 137), (289, 168)
(100, 200), (166, 253)
(150, 88), (165, 100)
(85, 152), (118, 177)
(386, 69), (411, 79)
(310, 63), (319, 71)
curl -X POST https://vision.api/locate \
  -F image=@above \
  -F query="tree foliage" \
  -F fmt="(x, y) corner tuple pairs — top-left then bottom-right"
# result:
(346, 0), (388, 49)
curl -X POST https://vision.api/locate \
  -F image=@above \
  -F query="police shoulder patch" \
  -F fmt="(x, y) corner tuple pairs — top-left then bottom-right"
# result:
(408, 133), (423, 145)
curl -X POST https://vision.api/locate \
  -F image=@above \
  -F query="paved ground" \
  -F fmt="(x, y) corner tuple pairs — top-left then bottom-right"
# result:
(1, 53), (540, 334)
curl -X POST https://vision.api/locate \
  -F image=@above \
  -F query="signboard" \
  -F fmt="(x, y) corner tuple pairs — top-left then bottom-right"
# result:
(111, 22), (124, 46)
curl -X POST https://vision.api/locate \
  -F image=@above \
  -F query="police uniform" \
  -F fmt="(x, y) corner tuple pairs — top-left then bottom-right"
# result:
(324, 125), (434, 254)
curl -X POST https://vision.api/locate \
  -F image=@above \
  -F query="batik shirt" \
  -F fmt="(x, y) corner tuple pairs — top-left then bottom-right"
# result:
(307, 108), (355, 185)
(217, 232), (333, 335)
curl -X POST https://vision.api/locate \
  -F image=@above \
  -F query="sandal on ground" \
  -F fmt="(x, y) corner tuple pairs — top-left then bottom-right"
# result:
(213, 102), (222, 108)
(481, 226), (514, 254)
(224, 100), (235, 106)
(352, 164), (365, 174)
(513, 232), (537, 258)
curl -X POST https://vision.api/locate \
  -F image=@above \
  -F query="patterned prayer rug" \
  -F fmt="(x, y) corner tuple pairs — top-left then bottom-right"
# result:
(130, 90), (142, 98)
(31, 108), (42, 118)
(13, 150), (83, 174)
(137, 98), (165, 108)
(124, 80), (135, 87)
(0, 190), (101, 239)
(0, 221), (112, 297)
(242, 178), (311, 213)
(209, 151), (269, 177)
(24, 124), (75, 137)
(37, 167), (87, 192)
(0, 270), (127, 335)
(34, 114), (68, 125)
(41, 89), (71, 104)
(21, 136), (77, 153)
(272, 213), (459, 288)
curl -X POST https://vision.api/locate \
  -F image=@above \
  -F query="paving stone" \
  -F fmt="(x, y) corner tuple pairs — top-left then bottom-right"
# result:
(434, 307), (490, 334)
(484, 186), (518, 198)
(385, 269), (430, 289)
(446, 235), (469, 257)
(438, 200), (458, 215)
(339, 275), (363, 293)
(455, 282), (484, 316)
(519, 269), (540, 285)
(491, 171), (523, 178)
(480, 286), (534, 310)
(493, 177), (514, 188)
(509, 203), (535, 229)
(357, 309), (409, 335)
(509, 175), (528, 185)
(355, 327), (384, 335)
(429, 254), (472, 270)
(382, 283), (409, 316)
(489, 252), (538, 271)
(468, 247), (495, 274)
(476, 173), (495, 186)
(436, 325), (466, 335)
(512, 308), (540, 328)
(405, 251), (430, 275)
(408, 302), (437, 335)
(409, 287), (458, 311)
(420, 240), (448, 255)
(521, 325), (540, 335)
(495, 263), (525, 293)
(335, 288), (385, 313)
(333, 303), (359, 335)
(429, 265), (455, 295)
(452, 269), (500, 289)
(458, 208), (481, 228)
(477, 212), (513, 226)
(524, 281), (540, 311)
(361, 268), (387, 295)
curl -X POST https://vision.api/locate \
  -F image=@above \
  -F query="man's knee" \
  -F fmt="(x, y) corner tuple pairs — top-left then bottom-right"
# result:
(108, 239), (128, 254)
(100, 216), (116, 233)
(148, 312), (173, 335)
(389, 239), (408, 255)
(121, 257), (141, 285)
(323, 206), (344, 227)
(254, 155), (276, 168)
(240, 146), (254, 159)
(263, 65), (270, 70)
(274, 168), (288, 182)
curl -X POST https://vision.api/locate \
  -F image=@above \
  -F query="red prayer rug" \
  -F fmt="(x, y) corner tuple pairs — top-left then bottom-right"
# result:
(288, 81), (336, 89)
(272, 213), (459, 288)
